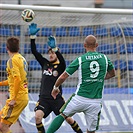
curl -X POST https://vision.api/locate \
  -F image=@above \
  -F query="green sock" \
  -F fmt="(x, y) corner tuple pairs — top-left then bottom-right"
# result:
(46, 114), (65, 133)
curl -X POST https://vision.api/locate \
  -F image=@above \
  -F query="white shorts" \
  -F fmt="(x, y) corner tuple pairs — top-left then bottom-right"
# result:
(61, 94), (102, 131)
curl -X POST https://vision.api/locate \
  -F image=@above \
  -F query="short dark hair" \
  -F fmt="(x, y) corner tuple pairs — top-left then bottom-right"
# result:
(47, 48), (52, 53)
(6, 36), (20, 52)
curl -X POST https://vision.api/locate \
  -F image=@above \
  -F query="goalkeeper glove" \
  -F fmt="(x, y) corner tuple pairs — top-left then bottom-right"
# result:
(47, 36), (58, 52)
(29, 23), (40, 39)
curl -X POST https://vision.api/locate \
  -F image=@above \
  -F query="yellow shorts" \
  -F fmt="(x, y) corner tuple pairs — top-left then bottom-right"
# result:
(0, 93), (28, 125)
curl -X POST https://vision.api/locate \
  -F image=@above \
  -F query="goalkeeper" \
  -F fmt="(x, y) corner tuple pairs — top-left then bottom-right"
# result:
(29, 23), (83, 133)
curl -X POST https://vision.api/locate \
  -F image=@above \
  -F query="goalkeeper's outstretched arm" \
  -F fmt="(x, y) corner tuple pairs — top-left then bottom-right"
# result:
(0, 80), (8, 86)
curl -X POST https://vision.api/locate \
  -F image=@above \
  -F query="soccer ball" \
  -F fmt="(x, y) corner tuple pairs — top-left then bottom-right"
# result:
(21, 9), (35, 22)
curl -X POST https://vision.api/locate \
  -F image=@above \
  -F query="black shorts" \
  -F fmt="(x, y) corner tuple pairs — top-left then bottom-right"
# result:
(34, 97), (65, 118)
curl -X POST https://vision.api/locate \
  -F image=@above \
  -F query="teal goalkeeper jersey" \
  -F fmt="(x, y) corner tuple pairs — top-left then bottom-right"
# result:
(66, 51), (114, 99)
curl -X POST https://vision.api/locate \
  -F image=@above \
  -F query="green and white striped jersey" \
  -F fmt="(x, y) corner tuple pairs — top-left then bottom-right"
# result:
(66, 51), (114, 99)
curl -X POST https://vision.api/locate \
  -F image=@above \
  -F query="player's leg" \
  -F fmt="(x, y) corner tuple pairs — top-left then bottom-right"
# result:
(87, 129), (95, 133)
(35, 110), (45, 133)
(46, 113), (65, 133)
(0, 122), (11, 133)
(0, 94), (28, 133)
(0, 106), (15, 133)
(66, 117), (83, 133)
(34, 100), (52, 133)
(85, 102), (102, 133)
(47, 94), (82, 133)
(52, 94), (83, 133)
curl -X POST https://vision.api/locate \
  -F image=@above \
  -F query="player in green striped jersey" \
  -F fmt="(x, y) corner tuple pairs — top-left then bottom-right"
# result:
(46, 35), (115, 133)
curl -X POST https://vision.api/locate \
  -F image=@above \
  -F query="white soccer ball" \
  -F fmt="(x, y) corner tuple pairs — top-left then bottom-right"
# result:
(21, 9), (35, 22)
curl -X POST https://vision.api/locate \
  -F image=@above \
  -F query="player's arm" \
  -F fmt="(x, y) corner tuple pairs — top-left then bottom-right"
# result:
(10, 59), (22, 100)
(105, 69), (115, 80)
(0, 80), (8, 86)
(52, 71), (69, 99)
(52, 57), (79, 99)
(105, 56), (116, 80)
(8, 59), (22, 106)
(47, 36), (66, 70)
(29, 23), (48, 67)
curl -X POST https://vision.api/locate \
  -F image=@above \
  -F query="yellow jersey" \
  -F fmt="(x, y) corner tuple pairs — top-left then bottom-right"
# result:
(6, 53), (28, 100)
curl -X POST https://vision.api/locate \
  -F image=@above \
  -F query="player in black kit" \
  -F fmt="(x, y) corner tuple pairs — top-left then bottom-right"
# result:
(29, 23), (83, 133)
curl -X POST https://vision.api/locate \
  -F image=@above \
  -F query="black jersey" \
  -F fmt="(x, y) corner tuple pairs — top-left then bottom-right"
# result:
(30, 39), (66, 100)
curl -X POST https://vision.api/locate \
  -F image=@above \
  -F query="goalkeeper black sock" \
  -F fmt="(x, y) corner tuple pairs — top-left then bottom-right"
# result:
(36, 122), (45, 133)
(70, 120), (83, 133)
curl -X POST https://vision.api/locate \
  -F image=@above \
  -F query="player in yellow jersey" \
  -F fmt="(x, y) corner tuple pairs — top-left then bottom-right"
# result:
(0, 37), (29, 133)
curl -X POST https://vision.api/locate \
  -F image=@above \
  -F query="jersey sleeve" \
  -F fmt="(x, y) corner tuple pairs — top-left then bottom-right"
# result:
(107, 57), (114, 71)
(9, 58), (21, 100)
(66, 57), (79, 75)
(56, 51), (66, 71)
(9, 58), (21, 77)
(31, 39), (48, 67)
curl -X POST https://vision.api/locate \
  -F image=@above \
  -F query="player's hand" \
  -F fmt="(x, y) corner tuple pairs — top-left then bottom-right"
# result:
(8, 99), (16, 107)
(47, 36), (56, 48)
(29, 23), (40, 35)
(51, 87), (60, 99)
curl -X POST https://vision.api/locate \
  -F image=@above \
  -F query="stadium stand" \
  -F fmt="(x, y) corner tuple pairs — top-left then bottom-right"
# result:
(55, 27), (67, 36)
(82, 27), (94, 36)
(123, 27), (133, 36)
(43, 44), (49, 53)
(96, 26), (108, 36)
(28, 60), (41, 70)
(128, 60), (133, 70)
(68, 27), (80, 36)
(71, 43), (84, 53)
(0, 43), (7, 53)
(13, 26), (20, 36)
(24, 44), (31, 54)
(127, 43), (133, 53)
(110, 27), (122, 36)
(58, 43), (70, 54)
(97, 43), (114, 54)
(0, 60), (7, 71)
(114, 60), (127, 70)
(41, 27), (53, 36)
(0, 27), (12, 36)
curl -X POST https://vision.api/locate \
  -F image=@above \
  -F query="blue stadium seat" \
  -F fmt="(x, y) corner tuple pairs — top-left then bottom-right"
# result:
(24, 44), (31, 54)
(29, 60), (41, 70)
(97, 43), (114, 54)
(36, 44), (44, 53)
(65, 60), (70, 67)
(113, 44), (126, 54)
(0, 43), (7, 53)
(123, 27), (133, 36)
(114, 60), (127, 70)
(96, 27), (108, 36)
(110, 27), (122, 36)
(68, 27), (80, 36)
(58, 44), (70, 54)
(43, 44), (49, 53)
(128, 60), (133, 70)
(71, 43), (84, 53)
(0, 27), (12, 36)
(119, 44), (126, 54)
(82, 27), (94, 36)
(13, 26), (20, 36)
(55, 27), (67, 36)
(0, 60), (7, 70)
(41, 27), (53, 36)
(127, 43), (133, 53)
